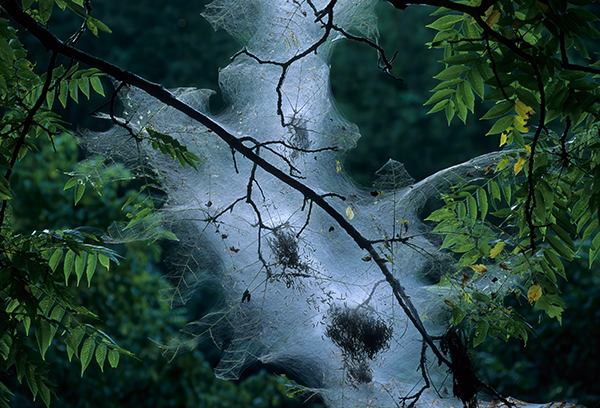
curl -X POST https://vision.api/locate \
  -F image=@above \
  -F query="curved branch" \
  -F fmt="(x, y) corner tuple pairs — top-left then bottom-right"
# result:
(1, 0), (452, 369)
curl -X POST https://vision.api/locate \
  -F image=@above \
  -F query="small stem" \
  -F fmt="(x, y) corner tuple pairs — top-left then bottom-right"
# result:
(0, 50), (58, 227)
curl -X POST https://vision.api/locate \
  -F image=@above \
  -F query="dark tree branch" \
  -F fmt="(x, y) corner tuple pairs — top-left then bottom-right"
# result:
(523, 62), (547, 253)
(2, 0), (453, 378)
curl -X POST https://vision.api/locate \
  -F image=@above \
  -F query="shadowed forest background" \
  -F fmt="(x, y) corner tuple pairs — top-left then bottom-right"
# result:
(7, 0), (600, 406)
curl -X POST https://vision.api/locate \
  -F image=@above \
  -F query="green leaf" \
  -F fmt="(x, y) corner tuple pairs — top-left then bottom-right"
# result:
(0, 334), (11, 360)
(48, 249), (62, 272)
(25, 364), (38, 399)
(445, 99), (456, 125)
(441, 53), (479, 65)
(426, 14), (465, 30)
(467, 68), (485, 99)
(590, 245), (600, 267)
(502, 184), (512, 205)
(572, 33), (590, 60)
(515, 88), (540, 109)
(0, 39), (16, 64)
(39, 0), (54, 23)
(86, 252), (97, 287)
(161, 230), (179, 241)
(546, 235), (575, 261)
(473, 320), (489, 347)
(74, 181), (85, 205)
(453, 92), (468, 123)
(45, 86), (55, 109)
(23, 316), (32, 336)
(424, 88), (455, 105)
(426, 207), (456, 222)
(451, 305), (466, 326)
(431, 78), (463, 91)
(558, 70), (587, 81)
(64, 249), (75, 283)
(90, 76), (105, 96)
(543, 248), (566, 280)
(108, 348), (120, 368)
(549, 223), (575, 250)
(477, 188), (488, 220)
(65, 326), (85, 362)
(489, 180), (502, 201)
(58, 80), (68, 108)
(453, 42), (486, 52)
(468, 194), (477, 221)
(63, 177), (78, 190)
(427, 99), (451, 114)
(16, 353), (27, 382)
(516, 74), (538, 90)
(459, 249), (480, 266)
(472, 291), (491, 303)
(74, 252), (88, 286)
(68, 80), (78, 103)
(486, 115), (514, 136)
(434, 65), (469, 80)
(459, 80), (475, 113)
(80, 337), (95, 376)
(86, 19), (99, 36)
(485, 86), (515, 101)
(95, 343), (107, 372)
(480, 101), (514, 120)
(486, 115), (514, 135)
(89, 17), (112, 34)
(38, 382), (51, 408)
(77, 77), (90, 98)
(98, 253), (110, 269)
(49, 304), (65, 335)
(35, 318), (52, 360)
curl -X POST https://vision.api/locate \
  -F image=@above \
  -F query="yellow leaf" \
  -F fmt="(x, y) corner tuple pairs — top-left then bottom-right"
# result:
(513, 115), (529, 132)
(515, 100), (535, 118)
(514, 156), (526, 175)
(469, 264), (488, 274)
(336, 160), (341, 174)
(500, 130), (509, 147)
(524, 145), (531, 154)
(490, 241), (505, 258)
(345, 206), (354, 220)
(444, 299), (456, 307)
(496, 157), (510, 172)
(486, 10), (501, 27)
(527, 284), (542, 303)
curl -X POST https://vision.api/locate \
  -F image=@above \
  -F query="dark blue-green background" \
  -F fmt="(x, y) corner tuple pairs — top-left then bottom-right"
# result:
(8, 1), (599, 406)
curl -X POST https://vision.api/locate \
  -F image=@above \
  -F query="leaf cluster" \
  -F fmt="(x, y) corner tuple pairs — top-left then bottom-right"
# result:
(0, 3), (130, 407)
(0, 228), (130, 407)
(420, 0), (600, 349)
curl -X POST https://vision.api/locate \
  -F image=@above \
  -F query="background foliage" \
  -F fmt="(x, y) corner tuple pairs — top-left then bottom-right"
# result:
(1, 0), (599, 406)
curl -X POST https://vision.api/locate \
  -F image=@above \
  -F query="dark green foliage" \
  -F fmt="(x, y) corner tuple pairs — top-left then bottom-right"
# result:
(6, 133), (317, 408)
(3, 0), (600, 405)
(475, 246), (600, 407)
